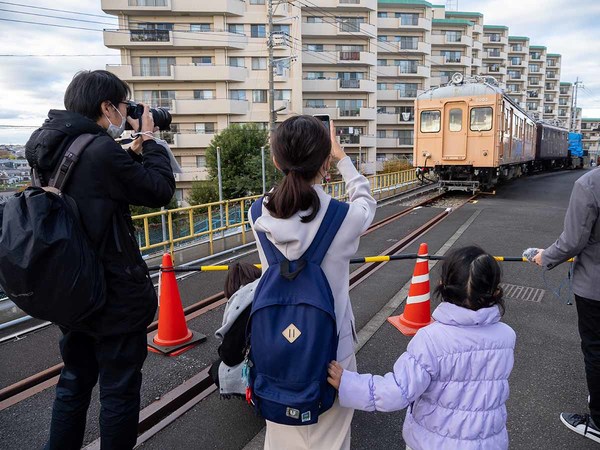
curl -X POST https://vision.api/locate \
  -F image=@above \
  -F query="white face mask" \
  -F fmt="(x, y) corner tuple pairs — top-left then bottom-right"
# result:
(104, 103), (126, 139)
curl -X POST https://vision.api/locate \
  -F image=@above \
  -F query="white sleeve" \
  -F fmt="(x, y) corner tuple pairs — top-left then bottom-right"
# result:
(337, 157), (377, 237)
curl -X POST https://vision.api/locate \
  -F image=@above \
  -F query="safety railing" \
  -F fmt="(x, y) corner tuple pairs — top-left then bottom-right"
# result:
(132, 168), (418, 257)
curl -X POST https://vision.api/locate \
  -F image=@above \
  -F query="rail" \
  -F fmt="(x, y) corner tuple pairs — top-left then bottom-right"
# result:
(132, 168), (418, 257)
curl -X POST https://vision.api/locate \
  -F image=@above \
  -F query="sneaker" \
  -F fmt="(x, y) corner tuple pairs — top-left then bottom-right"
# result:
(560, 412), (600, 444)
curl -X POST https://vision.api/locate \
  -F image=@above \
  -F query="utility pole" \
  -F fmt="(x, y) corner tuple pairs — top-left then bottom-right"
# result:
(571, 77), (582, 132)
(268, 0), (276, 132)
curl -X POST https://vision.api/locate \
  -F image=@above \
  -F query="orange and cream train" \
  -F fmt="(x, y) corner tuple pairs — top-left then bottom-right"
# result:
(413, 74), (569, 191)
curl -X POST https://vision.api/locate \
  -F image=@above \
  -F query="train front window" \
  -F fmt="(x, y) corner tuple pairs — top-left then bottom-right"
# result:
(449, 108), (462, 132)
(420, 110), (440, 133)
(470, 107), (493, 131)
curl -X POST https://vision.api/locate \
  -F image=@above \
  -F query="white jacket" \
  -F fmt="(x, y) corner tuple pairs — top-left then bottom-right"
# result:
(250, 157), (376, 366)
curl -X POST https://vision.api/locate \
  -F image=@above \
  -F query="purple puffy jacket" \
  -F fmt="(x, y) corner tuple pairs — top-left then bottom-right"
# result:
(339, 302), (516, 450)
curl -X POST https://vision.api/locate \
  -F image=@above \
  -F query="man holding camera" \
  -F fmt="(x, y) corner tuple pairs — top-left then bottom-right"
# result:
(25, 70), (175, 450)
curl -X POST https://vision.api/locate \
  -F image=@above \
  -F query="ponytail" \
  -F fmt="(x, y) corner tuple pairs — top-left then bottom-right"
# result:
(265, 115), (331, 223)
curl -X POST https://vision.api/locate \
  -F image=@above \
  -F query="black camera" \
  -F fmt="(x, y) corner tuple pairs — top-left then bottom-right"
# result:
(125, 101), (172, 131)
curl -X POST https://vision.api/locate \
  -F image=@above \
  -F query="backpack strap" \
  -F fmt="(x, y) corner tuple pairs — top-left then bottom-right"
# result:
(302, 199), (349, 266)
(250, 198), (286, 266)
(48, 133), (96, 190)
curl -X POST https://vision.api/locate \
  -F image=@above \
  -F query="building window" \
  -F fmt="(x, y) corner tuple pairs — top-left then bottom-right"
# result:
(252, 57), (267, 70)
(249, 0), (265, 4)
(195, 123), (215, 134)
(305, 71), (325, 80)
(230, 90), (247, 101)
(337, 99), (363, 116)
(139, 90), (175, 109)
(273, 24), (290, 35)
(306, 16), (324, 23)
(229, 57), (245, 67)
(378, 35), (388, 42)
(192, 56), (212, 66)
(251, 24), (266, 38)
(470, 107), (493, 131)
(511, 44), (523, 52)
(397, 36), (418, 50)
(442, 51), (461, 63)
(486, 33), (501, 42)
(376, 130), (386, 138)
(445, 31), (461, 43)
(393, 83), (419, 97)
(307, 44), (324, 52)
(190, 23), (212, 32)
(397, 106), (414, 122)
(274, 90), (291, 101)
(395, 60), (418, 74)
(528, 64), (539, 73)
(487, 63), (501, 73)
(377, 12), (388, 18)
(305, 99), (326, 108)
(139, 57), (175, 76)
(196, 156), (206, 168)
(377, 59), (388, 66)
(508, 70), (521, 79)
(420, 110), (441, 133)
(228, 24), (244, 34)
(394, 130), (413, 145)
(252, 90), (267, 103)
(530, 51), (541, 60)
(488, 49), (501, 57)
(395, 13), (418, 26)
(510, 57), (521, 65)
(194, 90), (215, 100)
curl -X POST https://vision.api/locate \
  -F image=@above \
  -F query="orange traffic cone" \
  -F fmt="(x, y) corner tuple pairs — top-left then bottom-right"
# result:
(388, 243), (434, 336)
(147, 253), (206, 356)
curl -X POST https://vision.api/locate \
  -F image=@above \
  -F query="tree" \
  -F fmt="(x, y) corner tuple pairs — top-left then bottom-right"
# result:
(187, 180), (219, 206)
(381, 158), (413, 174)
(205, 123), (280, 199)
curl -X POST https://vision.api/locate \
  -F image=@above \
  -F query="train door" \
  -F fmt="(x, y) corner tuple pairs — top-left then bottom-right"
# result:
(442, 102), (467, 160)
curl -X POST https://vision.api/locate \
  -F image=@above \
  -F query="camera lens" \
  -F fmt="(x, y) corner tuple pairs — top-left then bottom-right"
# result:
(150, 107), (172, 131)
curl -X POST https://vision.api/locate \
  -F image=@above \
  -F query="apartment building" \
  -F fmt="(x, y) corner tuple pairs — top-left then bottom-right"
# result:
(581, 118), (600, 153)
(444, 11), (483, 76)
(544, 54), (561, 121)
(301, 0), (378, 171)
(375, 0), (432, 161)
(526, 45), (547, 119)
(101, 0), (578, 201)
(506, 36), (529, 107)
(558, 82), (573, 129)
(481, 26), (509, 88)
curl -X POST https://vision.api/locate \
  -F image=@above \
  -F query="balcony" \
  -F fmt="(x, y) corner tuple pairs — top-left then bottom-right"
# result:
(377, 137), (413, 149)
(484, 51), (507, 60)
(471, 57), (482, 67)
(545, 84), (558, 92)
(377, 41), (431, 55)
(174, 169), (209, 183)
(310, 0), (377, 10)
(378, 89), (419, 101)
(378, 17), (431, 32)
(546, 73), (559, 80)
(173, 133), (215, 148)
(101, 0), (245, 16)
(302, 79), (377, 93)
(508, 59), (527, 68)
(104, 29), (248, 50)
(529, 54), (547, 63)
(302, 107), (376, 121)
(377, 65), (430, 78)
(509, 45), (528, 55)
(431, 55), (471, 67)
(377, 113), (414, 125)
(472, 24), (484, 35)
(338, 134), (377, 147)
(430, 34), (473, 47)
(171, 99), (249, 115)
(483, 66), (507, 76)
(473, 40), (483, 52)
(302, 21), (376, 39)
(303, 51), (376, 66)
(107, 64), (248, 82)
(483, 35), (508, 46)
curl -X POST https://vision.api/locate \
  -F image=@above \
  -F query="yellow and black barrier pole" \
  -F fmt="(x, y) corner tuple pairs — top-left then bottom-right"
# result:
(148, 255), (574, 273)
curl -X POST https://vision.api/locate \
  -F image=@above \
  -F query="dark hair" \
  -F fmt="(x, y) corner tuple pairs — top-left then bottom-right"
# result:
(434, 246), (505, 314)
(64, 70), (131, 121)
(224, 262), (262, 298)
(265, 115), (331, 223)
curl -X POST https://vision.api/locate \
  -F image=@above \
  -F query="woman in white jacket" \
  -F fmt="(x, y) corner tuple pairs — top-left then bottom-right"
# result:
(250, 116), (376, 449)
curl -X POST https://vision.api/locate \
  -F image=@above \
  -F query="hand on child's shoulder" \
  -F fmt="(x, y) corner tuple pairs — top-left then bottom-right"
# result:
(327, 361), (343, 390)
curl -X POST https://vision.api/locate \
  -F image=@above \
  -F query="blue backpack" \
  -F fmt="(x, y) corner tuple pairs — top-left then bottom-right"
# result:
(246, 198), (349, 425)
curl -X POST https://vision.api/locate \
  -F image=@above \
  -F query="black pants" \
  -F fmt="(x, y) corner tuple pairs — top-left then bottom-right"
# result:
(45, 330), (148, 450)
(575, 295), (600, 424)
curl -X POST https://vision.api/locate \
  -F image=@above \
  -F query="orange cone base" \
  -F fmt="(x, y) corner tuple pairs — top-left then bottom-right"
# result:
(147, 330), (206, 356)
(387, 314), (434, 336)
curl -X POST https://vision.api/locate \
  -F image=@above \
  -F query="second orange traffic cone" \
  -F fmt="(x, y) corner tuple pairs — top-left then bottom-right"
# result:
(388, 243), (434, 336)
(147, 253), (206, 356)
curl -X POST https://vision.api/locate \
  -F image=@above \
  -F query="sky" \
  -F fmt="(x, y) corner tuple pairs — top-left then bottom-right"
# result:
(0, 0), (599, 144)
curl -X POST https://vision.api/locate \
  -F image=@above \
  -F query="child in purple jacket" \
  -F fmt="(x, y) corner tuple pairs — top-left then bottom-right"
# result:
(328, 246), (516, 450)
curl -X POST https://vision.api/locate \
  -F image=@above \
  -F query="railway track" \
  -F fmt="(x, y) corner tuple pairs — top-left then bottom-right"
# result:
(0, 189), (464, 427)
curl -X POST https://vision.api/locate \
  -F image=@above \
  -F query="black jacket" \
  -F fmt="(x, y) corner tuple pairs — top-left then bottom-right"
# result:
(26, 110), (176, 336)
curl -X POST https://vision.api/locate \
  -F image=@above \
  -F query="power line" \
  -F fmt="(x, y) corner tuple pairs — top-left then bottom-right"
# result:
(0, 1), (116, 19)
(0, 54), (119, 57)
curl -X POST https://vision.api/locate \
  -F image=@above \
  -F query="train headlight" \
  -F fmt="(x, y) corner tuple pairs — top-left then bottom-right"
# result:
(422, 152), (430, 158)
(451, 73), (464, 85)
(483, 151), (488, 156)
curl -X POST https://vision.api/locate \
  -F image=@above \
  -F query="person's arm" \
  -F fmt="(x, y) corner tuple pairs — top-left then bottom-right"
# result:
(541, 180), (598, 269)
(329, 121), (377, 236)
(218, 306), (251, 367)
(330, 331), (436, 412)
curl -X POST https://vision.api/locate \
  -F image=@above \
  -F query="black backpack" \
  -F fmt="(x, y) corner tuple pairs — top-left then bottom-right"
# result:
(0, 134), (106, 327)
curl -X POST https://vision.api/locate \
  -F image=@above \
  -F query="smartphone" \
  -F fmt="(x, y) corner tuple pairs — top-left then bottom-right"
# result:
(313, 114), (330, 135)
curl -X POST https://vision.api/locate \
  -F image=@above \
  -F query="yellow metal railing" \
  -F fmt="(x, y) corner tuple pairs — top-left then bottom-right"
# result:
(132, 168), (417, 256)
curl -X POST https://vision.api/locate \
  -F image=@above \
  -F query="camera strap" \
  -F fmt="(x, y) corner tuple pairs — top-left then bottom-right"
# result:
(48, 133), (96, 191)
